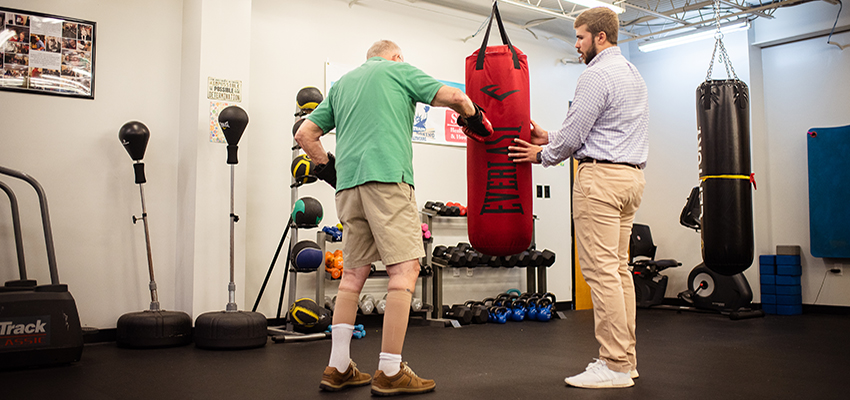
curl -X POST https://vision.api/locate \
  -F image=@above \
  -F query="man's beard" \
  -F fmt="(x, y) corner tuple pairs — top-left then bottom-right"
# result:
(581, 41), (598, 65)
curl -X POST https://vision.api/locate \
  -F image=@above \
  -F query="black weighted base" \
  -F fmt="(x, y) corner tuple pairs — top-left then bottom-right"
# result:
(116, 310), (193, 348)
(193, 311), (267, 350)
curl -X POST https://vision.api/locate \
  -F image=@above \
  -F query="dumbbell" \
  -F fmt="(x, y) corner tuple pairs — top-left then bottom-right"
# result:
(442, 304), (473, 325)
(463, 300), (490, 324)
(376, 294), (388, 315)
(324, 296), (335, 312)
(353, 324), (366, 339)
(516, 251), (534, 267)
(463, 250), (481, 267)
(359, 294), (375, 315)
(482, 255), (501, 268)
(410, 297), (423, 312)
(502, 254), (521, 268)
(322, 225), (342, 241)
(531, 249), (556, 267)
(432, 245), (448, 259)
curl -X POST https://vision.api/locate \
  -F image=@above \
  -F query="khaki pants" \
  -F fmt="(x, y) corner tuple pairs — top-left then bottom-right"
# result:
(573, 161), (646, 374)
(335, 181), (425, 268)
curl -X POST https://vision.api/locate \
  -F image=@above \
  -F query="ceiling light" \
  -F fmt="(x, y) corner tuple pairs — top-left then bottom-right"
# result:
(563, 0), (625, 14)
(638, 21), (749, 52)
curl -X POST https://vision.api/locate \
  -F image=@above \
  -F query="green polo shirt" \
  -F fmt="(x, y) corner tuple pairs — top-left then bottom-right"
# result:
(307, 57), (443, 191)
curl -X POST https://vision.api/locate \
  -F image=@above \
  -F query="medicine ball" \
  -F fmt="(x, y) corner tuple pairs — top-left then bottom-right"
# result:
(287, 298), (331, 333)
(291, 153), (317, 186)
(292, 118), (305, 137)
(292, 196), (323, 228)
(291, 239), (324, 271)
(296, 86), (323, 113)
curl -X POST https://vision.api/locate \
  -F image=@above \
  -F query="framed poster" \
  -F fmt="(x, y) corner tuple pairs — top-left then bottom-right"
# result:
(0, 7), (96, 99)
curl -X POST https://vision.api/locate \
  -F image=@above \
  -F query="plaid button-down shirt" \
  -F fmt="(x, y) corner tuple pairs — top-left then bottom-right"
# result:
(541, 46), (650, 169)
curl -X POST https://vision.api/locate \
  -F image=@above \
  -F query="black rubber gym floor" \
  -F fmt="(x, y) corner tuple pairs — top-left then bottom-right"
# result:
(2, 308), (847, 399)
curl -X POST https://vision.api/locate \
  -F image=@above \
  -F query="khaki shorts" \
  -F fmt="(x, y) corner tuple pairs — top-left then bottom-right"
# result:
(335, 182), (425, 268)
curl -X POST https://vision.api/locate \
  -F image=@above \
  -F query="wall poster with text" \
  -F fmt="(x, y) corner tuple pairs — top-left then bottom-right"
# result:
(0, 7), (96, 99)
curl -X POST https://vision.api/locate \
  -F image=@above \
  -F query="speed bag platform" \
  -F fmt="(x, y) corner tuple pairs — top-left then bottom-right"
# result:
(696, 79), (754, 276)
(0, 285), (83, 369)
(465, 2), (533, 256)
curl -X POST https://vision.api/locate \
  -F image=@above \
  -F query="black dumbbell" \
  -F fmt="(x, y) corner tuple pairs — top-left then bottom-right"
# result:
(531, 249), (556, 267)
(433, 245), (448, 259)
(483, 255), (501, 268)
(463, 301), (490, 324)
(464, 250), (481, 267)
(502, 254), (520, 268)
(516, 250), (533, 267)
(442, 304), (473, 325)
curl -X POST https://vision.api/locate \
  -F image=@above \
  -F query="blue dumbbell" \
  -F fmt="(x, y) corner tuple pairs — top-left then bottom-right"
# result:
(353, 324), (366, 339)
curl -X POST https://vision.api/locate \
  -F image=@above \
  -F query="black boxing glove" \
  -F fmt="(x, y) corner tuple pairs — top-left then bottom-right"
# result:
(314, 152), (337, 189)
(457, 102), (494, 143)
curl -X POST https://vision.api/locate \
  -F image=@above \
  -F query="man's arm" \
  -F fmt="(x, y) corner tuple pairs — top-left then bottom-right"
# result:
(293, 119), (329, 165)
(430, 86), (475, 118)
(431, 86), (493, 142)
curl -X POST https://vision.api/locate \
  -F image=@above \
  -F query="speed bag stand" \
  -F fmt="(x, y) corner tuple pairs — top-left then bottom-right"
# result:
(115, 121), (193, 348)
(0, 166), (83, 369)
(194, 106), (267, 350)
(695, 15), (755, 277)
(465, 2), (533, 256)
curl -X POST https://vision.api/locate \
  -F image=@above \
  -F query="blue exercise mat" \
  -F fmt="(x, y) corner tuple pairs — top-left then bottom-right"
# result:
(807, 124), (850, 258)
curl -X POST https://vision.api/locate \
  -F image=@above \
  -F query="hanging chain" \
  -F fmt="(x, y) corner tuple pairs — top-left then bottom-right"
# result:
(706, 0), (738, 81)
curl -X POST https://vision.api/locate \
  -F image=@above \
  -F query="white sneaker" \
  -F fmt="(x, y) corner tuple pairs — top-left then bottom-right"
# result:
(564, 359), (635, 388)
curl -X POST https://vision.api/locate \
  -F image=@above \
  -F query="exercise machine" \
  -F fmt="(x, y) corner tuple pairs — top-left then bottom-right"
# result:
(0, 166), (83, 368)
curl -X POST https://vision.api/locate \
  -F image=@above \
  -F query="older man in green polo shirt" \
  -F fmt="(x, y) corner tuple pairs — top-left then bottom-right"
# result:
(295, 39), (491, 396)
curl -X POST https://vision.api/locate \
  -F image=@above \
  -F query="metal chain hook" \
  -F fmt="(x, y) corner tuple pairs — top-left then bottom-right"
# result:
(706, 0), (738, 81)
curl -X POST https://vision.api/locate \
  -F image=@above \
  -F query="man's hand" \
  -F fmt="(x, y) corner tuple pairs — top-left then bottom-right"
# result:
(508, 138), (543, 164)
(530, 120), (549, 145)
(314, 152), (337, 189)
(457, 103), (493, 143)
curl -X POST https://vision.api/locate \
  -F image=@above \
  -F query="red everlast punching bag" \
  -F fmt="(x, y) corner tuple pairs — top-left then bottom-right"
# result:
(465, 2), (533, 256)
(695, 29), (755, 276)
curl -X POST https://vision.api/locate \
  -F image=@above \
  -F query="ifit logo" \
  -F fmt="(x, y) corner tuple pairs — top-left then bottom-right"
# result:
(0, 319), (47, 335)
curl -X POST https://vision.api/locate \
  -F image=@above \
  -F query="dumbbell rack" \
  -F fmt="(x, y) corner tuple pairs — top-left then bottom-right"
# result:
(420, 210), (548, 321)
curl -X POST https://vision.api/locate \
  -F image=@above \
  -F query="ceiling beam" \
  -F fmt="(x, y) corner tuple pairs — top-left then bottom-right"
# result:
(620, 0), (811, 43)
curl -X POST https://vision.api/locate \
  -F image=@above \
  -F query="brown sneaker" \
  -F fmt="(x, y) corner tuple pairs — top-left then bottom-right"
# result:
(319, 361), (372, 392)
(371, 362), (436, 396)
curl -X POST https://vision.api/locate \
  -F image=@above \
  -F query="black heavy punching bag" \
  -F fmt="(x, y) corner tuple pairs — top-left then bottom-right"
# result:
(696, 80), (755, 275)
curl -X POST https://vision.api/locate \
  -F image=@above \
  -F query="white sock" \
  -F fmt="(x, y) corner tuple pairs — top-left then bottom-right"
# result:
(328, 324), (355, 372)
(379, 352), (402, 376)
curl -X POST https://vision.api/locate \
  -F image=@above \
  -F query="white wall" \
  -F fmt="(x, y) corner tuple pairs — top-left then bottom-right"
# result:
(757, 34), (850, 304)
(246, 0), (578, 316)
(626, 0), (850, 306)
(0, 0), (185, 328)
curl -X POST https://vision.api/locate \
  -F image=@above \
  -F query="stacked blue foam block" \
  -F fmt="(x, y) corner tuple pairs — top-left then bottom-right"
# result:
(759, 247), (803, 315)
